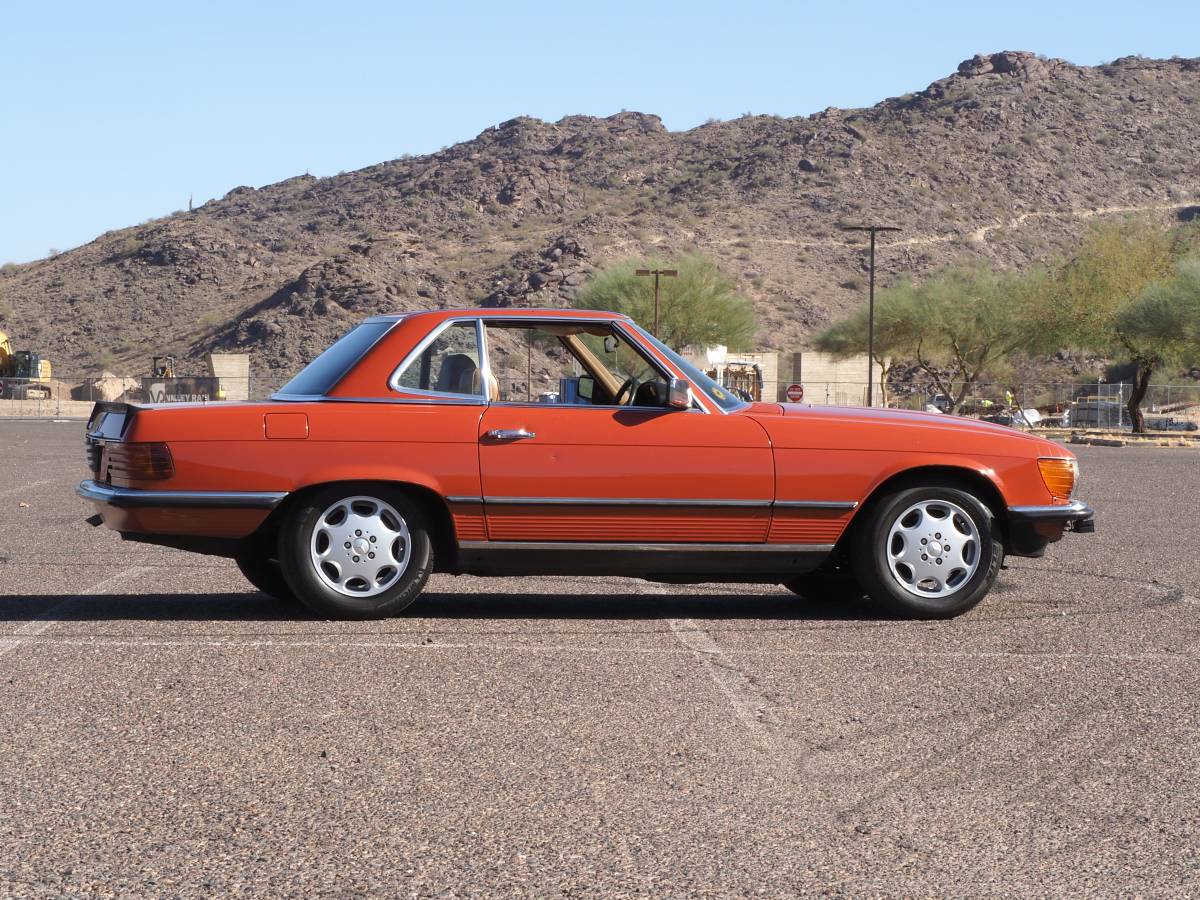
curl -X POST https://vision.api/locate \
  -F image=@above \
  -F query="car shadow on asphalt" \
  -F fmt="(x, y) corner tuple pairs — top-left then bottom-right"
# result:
(0, 590), (891, 622)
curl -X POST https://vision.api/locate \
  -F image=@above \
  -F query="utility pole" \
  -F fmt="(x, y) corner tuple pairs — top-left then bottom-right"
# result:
(842, 224), (900, 407)
(635, 268), (678, 337)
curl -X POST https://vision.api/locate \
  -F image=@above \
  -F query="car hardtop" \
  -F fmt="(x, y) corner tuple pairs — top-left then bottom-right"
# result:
(362, 308), (632, 326)
(278, 307), (653, 403)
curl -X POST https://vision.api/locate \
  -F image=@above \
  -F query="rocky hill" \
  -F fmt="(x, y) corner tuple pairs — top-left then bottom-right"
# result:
(2, 51), (1197, 392)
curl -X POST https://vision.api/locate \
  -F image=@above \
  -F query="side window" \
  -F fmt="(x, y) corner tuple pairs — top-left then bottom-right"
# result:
(485, 325), (583, 403)
(483, 322), (671, 407)
(394, 321), (483, 397)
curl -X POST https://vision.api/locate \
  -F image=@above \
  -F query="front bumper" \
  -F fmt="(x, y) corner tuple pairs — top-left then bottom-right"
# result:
(1004, 499), (1094, 557)
(76, 479), (287, 510)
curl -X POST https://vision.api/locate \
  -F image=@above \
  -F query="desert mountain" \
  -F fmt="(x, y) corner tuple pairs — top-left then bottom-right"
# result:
(2, 51), (1197, 393)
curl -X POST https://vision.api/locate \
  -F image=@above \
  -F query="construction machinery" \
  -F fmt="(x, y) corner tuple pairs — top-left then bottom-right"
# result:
(151, 355), (176, 378)
(0, 329), (53, 399)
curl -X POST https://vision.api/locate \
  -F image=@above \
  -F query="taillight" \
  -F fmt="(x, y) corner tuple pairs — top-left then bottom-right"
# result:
(107, 442), (174, 481)
(1037, 458), (1077, 500)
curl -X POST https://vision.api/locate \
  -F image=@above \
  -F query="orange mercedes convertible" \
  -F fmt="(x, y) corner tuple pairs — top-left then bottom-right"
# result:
(78, 308), (1093, 619)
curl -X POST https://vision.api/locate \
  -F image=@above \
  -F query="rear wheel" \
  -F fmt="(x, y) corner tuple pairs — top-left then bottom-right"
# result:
(278, 485), (433, 620)
(852, 486), (1001, 619)
(235, 554), (294, 600)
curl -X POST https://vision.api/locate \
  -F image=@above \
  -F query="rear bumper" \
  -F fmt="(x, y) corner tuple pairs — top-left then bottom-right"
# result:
(77, 479), (285, 549)
(1004, 499), (1094, 557)
(76, 479), (286, 510)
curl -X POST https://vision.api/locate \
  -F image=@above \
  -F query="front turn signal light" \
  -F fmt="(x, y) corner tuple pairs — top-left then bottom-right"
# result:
(107, 442), (174, 482)
(1037, 457), (1077, 500)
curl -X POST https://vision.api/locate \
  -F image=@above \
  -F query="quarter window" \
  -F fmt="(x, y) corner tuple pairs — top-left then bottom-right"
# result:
(394, 321), (484, 397)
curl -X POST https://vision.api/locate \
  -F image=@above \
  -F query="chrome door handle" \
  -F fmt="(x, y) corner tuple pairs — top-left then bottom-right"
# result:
(485, 428), (536, 441)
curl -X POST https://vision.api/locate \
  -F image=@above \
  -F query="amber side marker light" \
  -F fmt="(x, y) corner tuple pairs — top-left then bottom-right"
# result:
(107, 442), (174, 481)
(1037, 458), (1077, 500)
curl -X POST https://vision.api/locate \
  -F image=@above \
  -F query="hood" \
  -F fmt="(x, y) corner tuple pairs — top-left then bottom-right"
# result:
(783, 402), (1017, 432)
(746, 402), (1066, 457)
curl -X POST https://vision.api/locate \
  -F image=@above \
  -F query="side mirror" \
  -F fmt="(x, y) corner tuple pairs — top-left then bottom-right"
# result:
(667, 377), (691, 410)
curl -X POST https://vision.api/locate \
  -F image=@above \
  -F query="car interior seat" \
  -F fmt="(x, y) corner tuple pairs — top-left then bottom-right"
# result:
(436, 354), (479, 395)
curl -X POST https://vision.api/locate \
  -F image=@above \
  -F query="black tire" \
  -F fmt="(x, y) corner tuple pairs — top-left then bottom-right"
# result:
(852, 485), (1002, 619)
(783, 571), (865, 603)
(235, 554), (295, 600)
(277, 484), (433, 620)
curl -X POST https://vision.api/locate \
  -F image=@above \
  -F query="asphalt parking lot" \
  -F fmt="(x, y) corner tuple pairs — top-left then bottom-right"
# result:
(1, 419), (1197, 896)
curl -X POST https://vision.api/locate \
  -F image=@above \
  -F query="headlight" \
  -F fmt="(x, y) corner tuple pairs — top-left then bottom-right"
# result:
(1037, 457), (1078, 500)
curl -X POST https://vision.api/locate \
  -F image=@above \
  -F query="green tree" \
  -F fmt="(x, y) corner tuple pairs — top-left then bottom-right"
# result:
(816, 266), (1049, 412)
(575, 253), (756, 351)
(813, 288), (923, 406)
(1051, 220), (1197, 431)
(1112, 257), (1200, 430)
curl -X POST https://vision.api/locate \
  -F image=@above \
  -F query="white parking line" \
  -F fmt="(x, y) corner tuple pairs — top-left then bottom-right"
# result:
(668, 617), (784, 751)
(0, 566), (151, 659)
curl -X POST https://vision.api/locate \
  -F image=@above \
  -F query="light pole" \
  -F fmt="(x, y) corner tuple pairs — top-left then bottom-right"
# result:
(635, 268), (678, 337)
(842, 224), (900, 407)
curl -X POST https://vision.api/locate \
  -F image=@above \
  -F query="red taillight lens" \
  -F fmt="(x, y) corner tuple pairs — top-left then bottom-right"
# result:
(1038, 457), (1077, 500)
(106, 442), (174, 481)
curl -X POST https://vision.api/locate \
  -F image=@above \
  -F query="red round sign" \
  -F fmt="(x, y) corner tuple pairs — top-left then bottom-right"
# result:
(786, 383), (804, 402)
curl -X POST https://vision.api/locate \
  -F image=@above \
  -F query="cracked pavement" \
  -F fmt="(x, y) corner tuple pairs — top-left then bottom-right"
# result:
(1, 420), (1198, 896)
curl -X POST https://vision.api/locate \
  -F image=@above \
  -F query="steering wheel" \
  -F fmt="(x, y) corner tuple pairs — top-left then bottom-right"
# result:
(614, 376), (640, 407)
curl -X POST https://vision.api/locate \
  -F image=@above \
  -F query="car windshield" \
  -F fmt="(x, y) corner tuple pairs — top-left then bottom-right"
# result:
(275, 321), (394, 396)
(627, 323), (748, 412)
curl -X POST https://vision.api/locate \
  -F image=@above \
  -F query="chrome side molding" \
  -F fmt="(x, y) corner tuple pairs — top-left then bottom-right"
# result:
(772, 500), (859, 510)
(481, 496), (771, 508)
(444, 496), (858, 511)
(458, 541), (836, 553)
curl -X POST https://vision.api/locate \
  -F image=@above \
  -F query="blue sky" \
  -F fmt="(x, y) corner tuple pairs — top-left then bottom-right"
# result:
(1, 0), (1196, 263)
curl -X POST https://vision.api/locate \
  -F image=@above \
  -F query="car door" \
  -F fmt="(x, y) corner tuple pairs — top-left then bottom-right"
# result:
(475, 320), (774, 545)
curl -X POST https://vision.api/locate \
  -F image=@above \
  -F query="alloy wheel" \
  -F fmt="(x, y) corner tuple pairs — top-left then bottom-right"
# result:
(309, 495), (411, 597)
(884, 498), (980, 598)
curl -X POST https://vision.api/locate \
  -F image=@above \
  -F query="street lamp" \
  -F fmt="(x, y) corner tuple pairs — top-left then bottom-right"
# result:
(842, 224), (901, 407)
(635, 268), (678, 337)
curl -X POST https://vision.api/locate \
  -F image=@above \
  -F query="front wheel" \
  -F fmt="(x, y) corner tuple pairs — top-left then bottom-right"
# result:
(852, 486), (1002, 619)
(278, 486), (433, 620)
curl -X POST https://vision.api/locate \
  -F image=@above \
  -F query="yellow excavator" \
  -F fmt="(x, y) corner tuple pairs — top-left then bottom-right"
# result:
(0, 329), (53, 400)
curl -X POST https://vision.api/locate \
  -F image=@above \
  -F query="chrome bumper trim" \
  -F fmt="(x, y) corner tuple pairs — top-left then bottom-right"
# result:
(77, 480), (287, 510)
(1007, 500), (1093, 520)
(458, 541), (834, 553)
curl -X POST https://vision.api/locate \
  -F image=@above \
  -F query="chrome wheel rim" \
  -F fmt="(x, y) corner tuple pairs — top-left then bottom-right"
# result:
(309, 496), (410, 598)
(885, 499), (981, 599)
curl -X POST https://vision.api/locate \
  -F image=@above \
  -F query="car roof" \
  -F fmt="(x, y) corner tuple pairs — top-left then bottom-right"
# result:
(362, 308), (630, 325)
